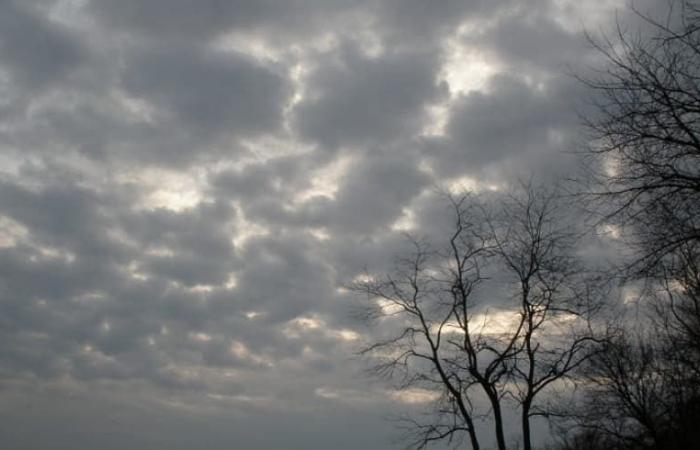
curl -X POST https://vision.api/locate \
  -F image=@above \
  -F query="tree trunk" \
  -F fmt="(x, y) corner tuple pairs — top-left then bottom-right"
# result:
(522, 400), (532, 450)
(467, 426), (480, 450)
(491, 394), (507, 450)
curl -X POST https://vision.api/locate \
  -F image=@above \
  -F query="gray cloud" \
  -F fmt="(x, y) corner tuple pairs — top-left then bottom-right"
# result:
(327, 152), (430, 233)
(423, 74), (581, 179)
(473, 10), (586, 72)
(373, 0), (512, 48)
(121, 45), (290, 138)
(0, 0), (86, 90)
(294, 42), (445, 150)
(88, 0), (349, 41)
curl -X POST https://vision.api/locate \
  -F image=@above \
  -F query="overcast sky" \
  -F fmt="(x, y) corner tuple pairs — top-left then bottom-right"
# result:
(0, 1), (667, 449)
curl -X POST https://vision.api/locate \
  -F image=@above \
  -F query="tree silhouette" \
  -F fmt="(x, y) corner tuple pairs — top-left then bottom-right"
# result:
(581, 1), (700, 276)
(351, 184), (605, 450)
(554, 3), (700, 448)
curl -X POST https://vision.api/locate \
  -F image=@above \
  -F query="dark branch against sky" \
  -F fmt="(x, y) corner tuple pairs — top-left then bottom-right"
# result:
(0, 1), (667, 449)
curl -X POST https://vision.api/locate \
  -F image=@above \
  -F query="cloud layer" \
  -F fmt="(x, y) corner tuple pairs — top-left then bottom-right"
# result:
(0, 0), (662, 448)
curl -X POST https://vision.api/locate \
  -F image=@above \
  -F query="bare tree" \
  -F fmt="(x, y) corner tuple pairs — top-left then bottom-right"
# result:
(557, 3), (700, 447)
(351, 184), (604, 450)
(351, 196), (508, 450)
(655, 241), (700, 376)
(487, 186), (605, 450)
(581, 0), (700, 275)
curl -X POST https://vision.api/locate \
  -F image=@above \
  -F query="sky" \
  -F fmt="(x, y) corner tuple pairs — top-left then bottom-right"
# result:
(0, 1), (667, 449)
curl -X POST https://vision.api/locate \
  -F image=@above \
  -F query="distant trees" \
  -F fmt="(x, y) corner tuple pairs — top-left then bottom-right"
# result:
(551, 272), (700, 449)
(589, 330), (699, 448)
(351, 184), (605, 450)
(549, 239), (700, 449)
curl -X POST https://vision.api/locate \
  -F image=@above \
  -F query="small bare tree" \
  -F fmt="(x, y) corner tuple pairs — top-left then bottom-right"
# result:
(351, 184), (604, 450)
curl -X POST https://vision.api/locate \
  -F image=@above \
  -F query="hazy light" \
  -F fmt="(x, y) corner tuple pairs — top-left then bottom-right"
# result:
(120, 168), (205, 212)
(389, 388), (440, 405)
(294, 154), (355, 203)
(190, 332), (213, 342)
(0, 215), (28, 247)
(231, 202), (270, 248)
(441, 24), (500, 97)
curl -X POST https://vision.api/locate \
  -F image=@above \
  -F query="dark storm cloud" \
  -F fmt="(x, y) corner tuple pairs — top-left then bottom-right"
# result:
(88, 0), (352, 41)
(425, 74), (582, 178)
(224, 151), (430, 237)
(327, 152), (430, 233)
(472, 10), (587, 72)
(89, 0), (275, 39)
(88, 0), (496, 46)
(122, 201), (237, 286)
(373, 0), (512, 47)
(0, 0), (641, 448)
(121, 45), (290, 138)
(16, 42), (292, 166)
(0, 0), (86, 90)
(233, 233), (336, 323)
(294, 42), (445, 150)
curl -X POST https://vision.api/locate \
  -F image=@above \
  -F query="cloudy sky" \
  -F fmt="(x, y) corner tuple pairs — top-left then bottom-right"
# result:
(0, 1), (666, 449)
